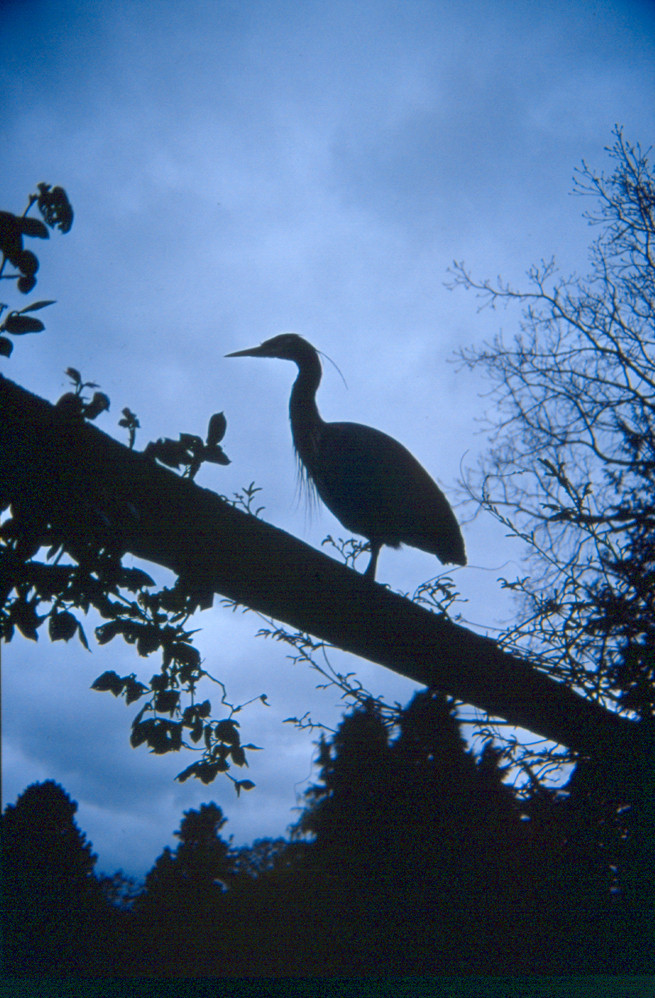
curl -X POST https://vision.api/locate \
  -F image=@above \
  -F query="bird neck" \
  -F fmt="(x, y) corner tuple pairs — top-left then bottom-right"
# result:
(289, 350), (323, 470)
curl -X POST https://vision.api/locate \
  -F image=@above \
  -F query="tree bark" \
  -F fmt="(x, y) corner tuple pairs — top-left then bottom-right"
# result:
(0, 374), (639, 756)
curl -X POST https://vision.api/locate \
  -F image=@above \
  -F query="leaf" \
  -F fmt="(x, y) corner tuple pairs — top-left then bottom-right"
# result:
(0, 337), (13, 357)
(175, 761), (200, 783)
(136, 628), (161, 656)
(83, 392), (110, 421)
(95, 620), (123, 645)
(146, 719), (182, 754)
(144, 438), (186, 469)
(169, 642), (200, 668)
(19, 217), (49, 239)
(199, 763), (223, 783)
(2, 314), (45, 335)
(230, 745), (247, 767)
(11, 599), (43, 640)
(175, 761), (221, 784)
(19, 299), (56, 312)
(91, 670), (125, 696)
(179, 433), (203, 450)
(77, 622), (90, 651)
(206, 411), (227, 447)
(37, 183), (74, 233)
(56, 392), (84, 417)
(65, 367), (82, 385)
(0, 211), (21, 262)
(154, 690), (179, 715)
(234, 779), (255, 797)
(17, 275), (37, 294)
(48, 610), (78, 642)
(124, 677), (149, 704)
(215, 719), (240, 745)
(130, 722), (149, 748)
(202, 444), (231, 466)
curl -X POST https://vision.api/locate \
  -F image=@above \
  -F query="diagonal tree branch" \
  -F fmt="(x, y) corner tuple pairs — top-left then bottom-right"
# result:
(0, 374), (639, 758)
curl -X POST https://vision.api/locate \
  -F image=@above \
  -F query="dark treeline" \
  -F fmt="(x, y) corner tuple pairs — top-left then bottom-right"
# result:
(2, 690), (652, 978)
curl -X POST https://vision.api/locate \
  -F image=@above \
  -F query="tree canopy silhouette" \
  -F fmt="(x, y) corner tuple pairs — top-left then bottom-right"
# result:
(1, 780), (110, 975)
(451, 127), (655, 759)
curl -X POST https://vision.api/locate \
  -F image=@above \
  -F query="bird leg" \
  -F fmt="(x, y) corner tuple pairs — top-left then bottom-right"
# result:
(364, 541), (381, 581)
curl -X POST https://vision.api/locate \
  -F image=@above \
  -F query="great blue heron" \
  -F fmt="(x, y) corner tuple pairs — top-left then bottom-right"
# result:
(226, 334), (466, 580)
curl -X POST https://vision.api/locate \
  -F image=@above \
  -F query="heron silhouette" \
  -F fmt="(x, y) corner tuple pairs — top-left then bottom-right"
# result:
(226, 334), (466, 580)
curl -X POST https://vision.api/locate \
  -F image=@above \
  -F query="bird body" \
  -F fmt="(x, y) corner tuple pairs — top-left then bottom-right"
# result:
(227, 334), (466, 579)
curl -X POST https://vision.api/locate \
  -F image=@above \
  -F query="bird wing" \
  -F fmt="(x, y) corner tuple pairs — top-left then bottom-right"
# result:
(312, 421), (465, 564)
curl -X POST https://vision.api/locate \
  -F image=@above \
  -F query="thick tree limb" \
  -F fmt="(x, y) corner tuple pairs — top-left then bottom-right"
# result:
(0, 375), (639, 757)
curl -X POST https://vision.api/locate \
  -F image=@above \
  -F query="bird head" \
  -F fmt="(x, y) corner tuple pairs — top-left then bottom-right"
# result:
(226, 333), (316, 364)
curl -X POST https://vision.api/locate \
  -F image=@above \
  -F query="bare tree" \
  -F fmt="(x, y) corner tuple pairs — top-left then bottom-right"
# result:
(452, 127), (655, 741)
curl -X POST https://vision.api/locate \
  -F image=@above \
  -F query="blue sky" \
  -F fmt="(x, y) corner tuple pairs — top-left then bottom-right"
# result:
(2, 0), (654, 877)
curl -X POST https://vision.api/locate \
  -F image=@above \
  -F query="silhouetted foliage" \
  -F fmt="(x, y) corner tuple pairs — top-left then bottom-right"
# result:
(453, 127), (655, 726)
(0, 196), (262, 788)
(143, 802), (232, 902)
(1, 781), (112, 975)
(0, 183), (72, 357)
(448, 126), (655, 971)
(5, 690), (653, 978)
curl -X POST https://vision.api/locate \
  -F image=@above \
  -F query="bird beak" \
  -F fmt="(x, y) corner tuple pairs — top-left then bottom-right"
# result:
(225, 344), (265, 358)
